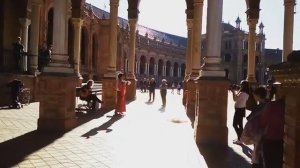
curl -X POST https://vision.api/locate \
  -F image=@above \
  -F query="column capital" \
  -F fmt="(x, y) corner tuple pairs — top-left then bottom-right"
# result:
(71, 18), (83, 27)
(110, 0), (119, 7)
(19, 18), (31, 27)
(194, 0), (204, 4)
(284, 0), (296, 6)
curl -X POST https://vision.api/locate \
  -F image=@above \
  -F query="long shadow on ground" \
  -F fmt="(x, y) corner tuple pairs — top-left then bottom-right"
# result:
(81, 114), (123, 138)
(198, 143), (252, 168)
(0, 131), (63, 168)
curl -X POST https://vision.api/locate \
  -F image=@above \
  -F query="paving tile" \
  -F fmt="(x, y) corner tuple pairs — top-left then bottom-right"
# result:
(0, 90), (252, 168)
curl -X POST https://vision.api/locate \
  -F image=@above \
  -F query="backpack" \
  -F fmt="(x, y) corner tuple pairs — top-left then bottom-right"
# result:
(241, 112), (264, 145)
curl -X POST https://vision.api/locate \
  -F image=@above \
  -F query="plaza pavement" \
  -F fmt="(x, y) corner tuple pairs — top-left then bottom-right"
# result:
(0, 90), (252, 168)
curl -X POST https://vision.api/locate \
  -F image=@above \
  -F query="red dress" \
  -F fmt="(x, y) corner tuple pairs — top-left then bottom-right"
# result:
(115, 80), (127, 113)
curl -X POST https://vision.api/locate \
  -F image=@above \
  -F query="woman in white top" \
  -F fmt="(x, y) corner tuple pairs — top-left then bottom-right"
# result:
(230, 80), (250, 144)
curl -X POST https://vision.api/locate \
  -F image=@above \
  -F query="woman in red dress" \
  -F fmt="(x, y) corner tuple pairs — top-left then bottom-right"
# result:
(115, 73), (130, 116)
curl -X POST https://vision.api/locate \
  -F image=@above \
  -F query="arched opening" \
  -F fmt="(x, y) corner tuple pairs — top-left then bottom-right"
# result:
(173, 62), (178, 77)
(47, 8), (54, 45)
(140, 55), (146, 75)
(166, 61), (171, 77)
(181, 63), (186, 77)
(92, 33), (98, 70)
(149, 57), (155, 75)
(158, 59), (164, 76)
(81, 27), (88, 65)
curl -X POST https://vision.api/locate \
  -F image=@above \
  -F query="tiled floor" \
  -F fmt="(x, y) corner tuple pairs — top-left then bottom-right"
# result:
(0, 90), (252, 168)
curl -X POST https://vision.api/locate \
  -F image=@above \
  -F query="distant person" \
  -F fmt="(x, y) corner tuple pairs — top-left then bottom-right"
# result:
(230, 80), (250, 144)
(266, 79), (276, 102)
(148, 78), (156, 102)
(177, 82), (182, 95)
(160, 79), (168, 107)
(12, 37), (25, 71)
(115, 73), (131, 116)
(171, 82), (175, 94)
(38, 42), (52, 71)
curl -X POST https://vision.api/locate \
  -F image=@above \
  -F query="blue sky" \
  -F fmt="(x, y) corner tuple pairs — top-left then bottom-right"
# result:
(86, 0), (300, 50)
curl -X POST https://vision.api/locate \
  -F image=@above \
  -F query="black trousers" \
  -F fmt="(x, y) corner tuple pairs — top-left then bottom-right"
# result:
(233, 107), (245, 140)
(160, 90), (167, 106)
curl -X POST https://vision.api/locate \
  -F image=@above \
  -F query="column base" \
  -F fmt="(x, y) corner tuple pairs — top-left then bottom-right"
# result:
(199, 70), (225, 77)
(43, 66), (74, 74)
(37, 75), (80, 132)
(101, 77), (116, 111)
(246, 75), (256, 83)
(194, 79), (229, 145)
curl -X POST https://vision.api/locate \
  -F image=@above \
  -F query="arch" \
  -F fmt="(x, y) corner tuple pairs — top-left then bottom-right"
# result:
(166, 61), (171, 77)
(81, 27), (88, 65)
(181, 63), (186, 77)
(173, 62), (178, 77)
(92, 33), (98, 70)
(47, 8), (54, 45)
(158, 59), (164, 76)
(140, 55), (146, 75)
(149, 57), (155, 75)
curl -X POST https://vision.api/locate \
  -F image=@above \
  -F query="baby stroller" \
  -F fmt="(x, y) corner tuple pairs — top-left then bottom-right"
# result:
(7, 79), (24, 109)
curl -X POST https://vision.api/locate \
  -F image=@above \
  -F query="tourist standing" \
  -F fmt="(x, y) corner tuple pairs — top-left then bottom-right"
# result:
(12, 37), (25, 72)
(115, 73), (131, 116)
(160, 79), (168, 107)
(230, 80), (250, 144)
(148, 78), (156, 102)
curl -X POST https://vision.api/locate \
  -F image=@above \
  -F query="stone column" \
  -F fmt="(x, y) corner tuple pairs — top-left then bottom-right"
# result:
(126, 18), (138, 101)
(29, 0), (41, 75)
(282, 0), (295, 62)
(199, 0), (225, 77)
(44, 0), (73, 74)
(246, 18), (258, 83)
(71, 18), (83, 77)
(37, 0), (79, 131)
(195, 0), (229, 145)
(19, 18), (31, 72)
(106, 0), (119, 75)
(146, 63), (149, 75)
(191, 0), (204, 78)
(102, 0), (119, 110)
(185, 19), (193, 77)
